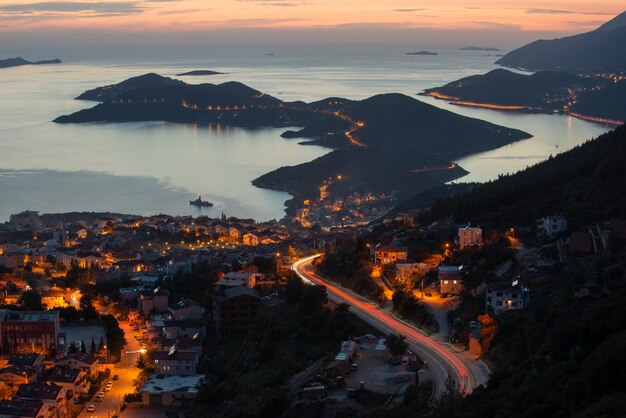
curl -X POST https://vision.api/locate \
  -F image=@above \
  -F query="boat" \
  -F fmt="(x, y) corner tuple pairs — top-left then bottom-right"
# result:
(189, 195), (213, 207)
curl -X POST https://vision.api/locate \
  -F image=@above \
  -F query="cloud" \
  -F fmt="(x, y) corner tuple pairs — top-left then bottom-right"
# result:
(0, 1), (144, 15)
(526, 9), (614, 16)
(392, 8), (425, 13)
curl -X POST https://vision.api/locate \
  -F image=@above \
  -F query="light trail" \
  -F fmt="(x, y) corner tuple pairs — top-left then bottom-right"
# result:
(292, 255), (478, 397)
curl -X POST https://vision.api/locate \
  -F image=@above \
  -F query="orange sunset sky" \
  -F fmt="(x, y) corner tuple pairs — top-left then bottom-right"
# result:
(0, 1), (624, 46)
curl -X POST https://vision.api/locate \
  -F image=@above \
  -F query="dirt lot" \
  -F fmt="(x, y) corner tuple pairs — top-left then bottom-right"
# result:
(341, 341), (433, 394)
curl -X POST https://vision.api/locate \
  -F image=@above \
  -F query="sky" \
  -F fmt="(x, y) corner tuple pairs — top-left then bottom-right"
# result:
(0, 1), (624, 48)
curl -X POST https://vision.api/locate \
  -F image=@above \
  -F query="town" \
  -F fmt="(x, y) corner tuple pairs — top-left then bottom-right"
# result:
(0, 202), (623, 418)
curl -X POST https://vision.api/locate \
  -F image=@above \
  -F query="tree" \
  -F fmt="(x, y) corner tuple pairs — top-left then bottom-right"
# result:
(285, 276), (304, 304)
(478, 313), (498, 352)
(90, 338), (96, 355)
(79, 294), (99, 321)
(68, 341), (78, 354)
(392, 290), (406, 309)
(299, 285), (327, 314)
(18, 290), (44, 310)
(386, 333), (408, 357)
(80, 339), (86, 353)
(98, 336), (105, 353)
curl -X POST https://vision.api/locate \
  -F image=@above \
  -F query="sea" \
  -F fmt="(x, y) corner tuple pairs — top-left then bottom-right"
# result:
(0, 45), (611, 222)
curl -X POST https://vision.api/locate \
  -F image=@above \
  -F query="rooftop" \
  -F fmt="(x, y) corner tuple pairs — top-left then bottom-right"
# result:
(15, 383), (63, 400)
(0, 399), (43, 418)
(140, 374), (204, 394)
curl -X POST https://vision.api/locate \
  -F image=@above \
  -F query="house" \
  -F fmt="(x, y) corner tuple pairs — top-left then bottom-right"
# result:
(139, 289), (170, 316)
(438, 266), (464, 295)
(131, 276), (160, 290)
(8, 354), (45, 377)
(162, 320), (206, 340)
(55, 353), (98, 377)
(119, 287), (139, 302)
(486, 283), (530, 315)
(139, 374), (203, 407)
(48, 368), (86, 398)
(458, 225), (483, 250)
(168, 298), (205, 321)
(0, 310), (62, 355)
(153, 349), (198, 376)
(395, 263), (432, 286)
(0, 366), (38, 397)
(161, 337), (203, 357)
(213, 287), (261, 336)
(537, 215), (567, 239)
(228, 226), (240, 240)
(0, 399), (45, 418)
(214, 271), (258, 290)
(373, 245), (408, 265)
(40, 290), (67, 309)
(14, 383), (67, 418)
(242, 233), (259, 246)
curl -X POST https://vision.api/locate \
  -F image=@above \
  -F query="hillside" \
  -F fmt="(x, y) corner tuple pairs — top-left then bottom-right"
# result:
(55, 73), (530, 206)
(415, 124), (626, 229)
(422, 69), (625, 123)
(495, 11), (626, 72)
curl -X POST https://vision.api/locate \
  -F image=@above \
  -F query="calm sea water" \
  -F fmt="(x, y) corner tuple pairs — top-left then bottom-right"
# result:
(0, 45), (610, 221)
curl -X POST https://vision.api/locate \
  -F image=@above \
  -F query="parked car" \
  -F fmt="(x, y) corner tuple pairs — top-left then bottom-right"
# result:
(87, 405), (95, 412)
(112, 375), (119, 381)
(469, 320), (477, 329)
(350, 363), (358, 372)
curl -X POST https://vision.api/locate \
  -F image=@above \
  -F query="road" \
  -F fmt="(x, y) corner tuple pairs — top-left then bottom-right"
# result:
(292, 255), (489, 397)
(78, 319), (142, 418)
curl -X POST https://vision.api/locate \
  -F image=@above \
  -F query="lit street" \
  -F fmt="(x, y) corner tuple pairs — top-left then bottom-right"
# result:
(292, 255), (489, 398)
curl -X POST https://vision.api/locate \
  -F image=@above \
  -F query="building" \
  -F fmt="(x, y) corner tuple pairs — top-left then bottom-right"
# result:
(131, 276), (160, 290)
(139, 289), (170, 316)
(395, 263), (432, 286)
(213, 287), (261, 336)
(139, 374), (203, 407)
(161, 337), (203, 357)
(373, 245), (408, 265)
(537, 215), (567, 239)
(153, 349), (198, 376)
(242, 233), (259, 246)
(486, 284), (530, 315)
(40, 291), (67, 310)
(48, 368), (86, 398)
(0, 366), (38, 397)
(458, 225), (483, 250)
(54, 353), (98, 377)
(14, 383), (67, 418)
(214, 271), (258, 290)
(162, 320), (206, 340)
(0, 399), (44, 418)
(8, 354), (45, 377)
(0, 311), (62, 355)
(438, 266), (464, 295)
(168, 298), (205, 321)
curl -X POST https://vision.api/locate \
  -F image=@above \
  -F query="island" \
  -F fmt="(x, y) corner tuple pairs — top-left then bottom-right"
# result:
(421, 68), (625, 124)
(496, 11), (626, 73)
(0, 57), (62, 69)
(54, 73), (531, 220)
(459, 46), (501, 51)
(406, 51), (438, 56)
(176, 70), (224, 76)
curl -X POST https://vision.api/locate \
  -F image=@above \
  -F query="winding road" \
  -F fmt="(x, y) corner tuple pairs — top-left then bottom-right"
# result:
(292, 254), (489, 397)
